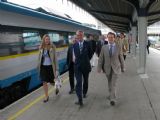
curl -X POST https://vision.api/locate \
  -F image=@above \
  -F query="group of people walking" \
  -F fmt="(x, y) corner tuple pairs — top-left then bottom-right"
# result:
(37, 30), (129, 107)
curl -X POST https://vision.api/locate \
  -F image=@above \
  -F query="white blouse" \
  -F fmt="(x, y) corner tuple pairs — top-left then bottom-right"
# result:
(42, 50), (52, 65)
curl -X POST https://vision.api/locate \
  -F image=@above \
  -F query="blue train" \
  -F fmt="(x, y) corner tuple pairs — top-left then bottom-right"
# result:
(0, 2), (101, 109)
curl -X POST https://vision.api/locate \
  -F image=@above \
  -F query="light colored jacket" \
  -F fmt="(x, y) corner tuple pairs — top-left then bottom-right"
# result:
(37, 45), (59, 77)
(122, 38), (128, 54)
(97, 43), (124, 75)
(115, 38), (128, 55)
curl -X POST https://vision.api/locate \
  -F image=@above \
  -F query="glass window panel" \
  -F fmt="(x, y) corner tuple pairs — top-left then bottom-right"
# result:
(0, 31), (41, 56)
(48, 32), (68, 47)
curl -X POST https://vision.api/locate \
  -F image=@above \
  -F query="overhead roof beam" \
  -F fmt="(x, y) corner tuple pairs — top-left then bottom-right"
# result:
(99, 19), (129, 26)
(106, 23), (128, 27)
(113, 28), (127, 31)
(148, 10), (160, 16)
(109, 25), (128, 30)
(148, 18), (160, 25)
(105, 22), (129, 27)
(109, 27), (128, 32)
(105, 23), (128, 27)
(122, 0), (139, 10)
(111, 29), (121, 32)
(89, 10), (131, 20)
(139, 0), (150, 8)
(148, 18), (160, 26)
(146, 0), (156, 12)
(109, 27), (127, 32)
(112, 28), (127, 32)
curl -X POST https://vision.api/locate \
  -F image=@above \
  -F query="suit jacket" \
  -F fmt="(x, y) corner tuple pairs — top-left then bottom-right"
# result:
(122, 38), (128, 53)
(90, 40), (97, 54)
(73, 41), (92, 73)
(96, 40), (108, 57)
(67, 44), (74, 69)
(97, 43), (123, 75)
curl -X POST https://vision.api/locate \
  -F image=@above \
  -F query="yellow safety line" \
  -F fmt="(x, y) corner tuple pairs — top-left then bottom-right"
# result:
(7, 77), (68, 120)
(0, 46), (68, 60)
(0, 51), (38, 60)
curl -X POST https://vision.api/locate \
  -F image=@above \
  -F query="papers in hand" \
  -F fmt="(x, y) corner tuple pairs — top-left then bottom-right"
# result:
(55, 76), (62, 95)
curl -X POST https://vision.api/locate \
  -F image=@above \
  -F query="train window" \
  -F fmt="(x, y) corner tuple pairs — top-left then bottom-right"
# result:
(23, 32), (41, 51)
(0, 31), (23, 56)
(68, 35), (76, 44)
(48, 32), (68, 48)
(0, 31), (41, 57)
(49, 33), (59, 42)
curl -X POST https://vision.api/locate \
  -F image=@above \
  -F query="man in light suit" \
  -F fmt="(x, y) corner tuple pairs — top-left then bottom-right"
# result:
(73, 30), (92, 106)
(97, 32), (124, 106)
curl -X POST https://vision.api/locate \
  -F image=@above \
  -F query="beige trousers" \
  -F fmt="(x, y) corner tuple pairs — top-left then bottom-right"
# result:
(106, 67), (119, 101)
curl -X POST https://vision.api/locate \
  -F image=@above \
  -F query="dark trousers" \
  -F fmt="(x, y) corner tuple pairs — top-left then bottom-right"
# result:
(68, 65), (75, 90)
(129, 44), (131, 53)
(147, 46), (149, 54)
(123, 55), (126, 60)
(75, 69), (89, 101)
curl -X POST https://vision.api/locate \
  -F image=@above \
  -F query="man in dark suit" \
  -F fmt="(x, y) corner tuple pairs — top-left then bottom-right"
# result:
(73, 30), (92, 106)
(146, 39), (151, 54)
(87, 35), (97, 67)
(96, 35), (108, 57)
(88, 35), (97, 55)
(66, 36), (77, 94)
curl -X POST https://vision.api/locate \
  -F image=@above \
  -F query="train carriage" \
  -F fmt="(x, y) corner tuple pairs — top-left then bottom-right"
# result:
(0, 1), (101, 109)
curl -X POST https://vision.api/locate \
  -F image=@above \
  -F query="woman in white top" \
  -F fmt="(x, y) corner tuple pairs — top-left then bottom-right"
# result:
(38, 34), (59, 102)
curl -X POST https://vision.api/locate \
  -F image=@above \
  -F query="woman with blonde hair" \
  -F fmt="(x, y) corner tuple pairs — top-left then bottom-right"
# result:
(38, 34), (59, 103)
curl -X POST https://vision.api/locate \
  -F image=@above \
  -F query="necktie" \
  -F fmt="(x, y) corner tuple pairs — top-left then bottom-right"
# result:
(79, 42), (83, 53)
(109, 44), (113, 57)
(72, 49), (75, 62)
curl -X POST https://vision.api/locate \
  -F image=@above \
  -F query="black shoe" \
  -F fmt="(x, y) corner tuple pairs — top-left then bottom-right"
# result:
(110, 100), (115, 106)
(69, 89), (75, 94)
(83, 94), (87, 98)
(43, 97), (49, 103)
(50, 82), (55, 86)
(79, 102), (83, 107)
(75, 101), (83, 106)
(55, 88), (59, 95)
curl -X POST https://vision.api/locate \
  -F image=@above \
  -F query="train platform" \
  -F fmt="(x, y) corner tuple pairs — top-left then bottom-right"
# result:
(1, 48), (160, 120)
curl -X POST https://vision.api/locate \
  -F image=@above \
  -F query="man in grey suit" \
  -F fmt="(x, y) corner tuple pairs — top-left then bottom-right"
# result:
(97, 32), (124, 106)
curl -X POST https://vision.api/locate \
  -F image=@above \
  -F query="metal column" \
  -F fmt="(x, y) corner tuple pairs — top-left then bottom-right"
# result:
(137, 17), (147, 74)
(131, 26), (137, 57)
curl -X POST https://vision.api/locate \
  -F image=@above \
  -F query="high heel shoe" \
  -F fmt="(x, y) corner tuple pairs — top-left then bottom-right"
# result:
(55, 88), (59, 95)
(43, 96), (49, 103)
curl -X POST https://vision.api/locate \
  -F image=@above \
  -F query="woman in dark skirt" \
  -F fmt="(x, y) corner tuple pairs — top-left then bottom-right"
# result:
(40, 65), (54, 83)
(38, 34), (59, 103)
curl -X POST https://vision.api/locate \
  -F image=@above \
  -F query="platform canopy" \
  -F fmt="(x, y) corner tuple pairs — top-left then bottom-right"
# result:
(69, 0), (160, 32)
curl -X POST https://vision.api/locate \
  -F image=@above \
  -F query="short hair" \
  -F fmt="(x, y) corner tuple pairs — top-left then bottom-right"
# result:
(120, 32), (126, 37)
(76, 30), (84, 35)
(107, 32), (116, 38)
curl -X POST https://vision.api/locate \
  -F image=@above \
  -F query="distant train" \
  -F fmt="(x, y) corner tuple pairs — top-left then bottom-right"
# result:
(0, 2), (101, 109)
